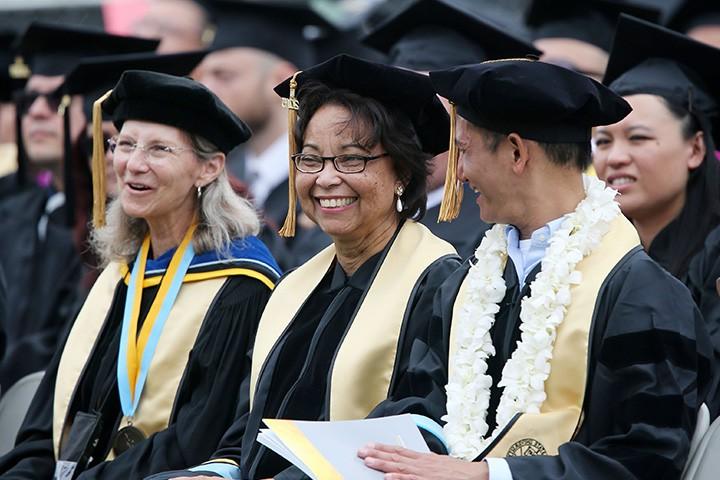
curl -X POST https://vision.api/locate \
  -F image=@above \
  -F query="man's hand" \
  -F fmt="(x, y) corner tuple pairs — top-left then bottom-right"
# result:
(358, 443), (489, 480)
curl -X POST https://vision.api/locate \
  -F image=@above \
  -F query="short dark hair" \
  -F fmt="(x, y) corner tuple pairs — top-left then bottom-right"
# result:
(294, 80), (431, 221)
(480, 127), (591, 170)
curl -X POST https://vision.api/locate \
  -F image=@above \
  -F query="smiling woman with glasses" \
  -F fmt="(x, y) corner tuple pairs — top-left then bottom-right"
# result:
(0, 70), (283, 479)
(145, 54), (462, 480)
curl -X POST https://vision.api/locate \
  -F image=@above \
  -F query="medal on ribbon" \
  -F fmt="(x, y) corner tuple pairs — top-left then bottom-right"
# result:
(114, 224), (196, 455)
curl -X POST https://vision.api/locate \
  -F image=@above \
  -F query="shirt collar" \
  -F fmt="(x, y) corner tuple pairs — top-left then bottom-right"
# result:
(244, 135), (289, 206)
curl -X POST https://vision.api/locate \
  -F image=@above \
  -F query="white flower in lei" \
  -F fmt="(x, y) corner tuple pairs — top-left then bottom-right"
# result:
(443, 175), (620, 460)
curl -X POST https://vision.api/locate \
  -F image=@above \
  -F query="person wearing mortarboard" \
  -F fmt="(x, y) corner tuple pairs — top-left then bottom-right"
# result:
(357, 58), (715, 480)
(363, 0), (540, 259)
(668, 0), (720, 48)
(0, 22), (159, 393)
(526, 0), (661, 82)
(593, 15), (720, 360)
(51, 50), (208, 297)
(193, 0), (333, 269)
(144, 53), (461, 480)
(0, 69), (281, 479)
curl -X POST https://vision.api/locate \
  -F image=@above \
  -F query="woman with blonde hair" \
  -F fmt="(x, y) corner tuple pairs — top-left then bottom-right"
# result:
(0, 70), (281, 479)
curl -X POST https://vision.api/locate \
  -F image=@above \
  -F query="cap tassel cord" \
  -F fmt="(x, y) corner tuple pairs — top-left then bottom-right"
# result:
(278, 71), (302, 237)
(91, 89), (113, 228)
(438, 102), (462, 222)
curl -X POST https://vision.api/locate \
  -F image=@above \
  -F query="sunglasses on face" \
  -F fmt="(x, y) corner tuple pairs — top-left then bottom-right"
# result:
(14, 90), (64, 115)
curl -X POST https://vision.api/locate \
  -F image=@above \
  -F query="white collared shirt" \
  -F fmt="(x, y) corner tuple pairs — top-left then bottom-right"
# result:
(426, 187), (444, 210)
(505, 216), (566, 286)
(244, 135), (289, 207)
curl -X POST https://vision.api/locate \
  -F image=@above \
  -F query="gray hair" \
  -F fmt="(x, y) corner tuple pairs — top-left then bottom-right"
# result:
(91, 133), (260, 266)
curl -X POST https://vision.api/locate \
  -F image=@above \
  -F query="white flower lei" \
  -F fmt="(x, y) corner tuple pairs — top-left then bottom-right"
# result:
(443, 175), (621, 460)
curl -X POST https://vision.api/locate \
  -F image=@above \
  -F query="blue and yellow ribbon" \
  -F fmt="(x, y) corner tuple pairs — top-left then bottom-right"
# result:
(118, 224), (196, 417)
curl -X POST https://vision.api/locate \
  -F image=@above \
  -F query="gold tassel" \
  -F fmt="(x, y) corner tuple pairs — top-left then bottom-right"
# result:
(278, 71), (302, 237)
(438, 102), (463, 222)
(91, 89), (114, 228)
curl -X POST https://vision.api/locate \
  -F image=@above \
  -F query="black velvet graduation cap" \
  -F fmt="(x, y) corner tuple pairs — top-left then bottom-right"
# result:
(103, 70), (251, 154)
(273, 53), (450, 235)
(364, 0), (540, 70)
(431, 59), (631, 143)
(14, 22), (160, 76)
(430, 58), (631, 221)
(200, 0), (330, 69)
(274, 54), (450, 154)
(604, 14), (720, 143)
(93, 70), (251, 226)
(669, 0), (720, 32)
(527, 0), (661, 51)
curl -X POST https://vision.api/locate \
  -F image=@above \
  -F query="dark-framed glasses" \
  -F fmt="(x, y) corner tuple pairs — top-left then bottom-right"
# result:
(107, 137), (197, 160)
(291, 152), (389, 174)
(14, 90), (64, 115)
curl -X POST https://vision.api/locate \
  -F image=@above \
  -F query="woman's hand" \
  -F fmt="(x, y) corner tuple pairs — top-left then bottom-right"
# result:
(358, 443), (489, 480)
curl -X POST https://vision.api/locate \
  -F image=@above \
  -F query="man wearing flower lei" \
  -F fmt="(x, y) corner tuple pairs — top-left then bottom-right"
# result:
(359, 59), (717, 480)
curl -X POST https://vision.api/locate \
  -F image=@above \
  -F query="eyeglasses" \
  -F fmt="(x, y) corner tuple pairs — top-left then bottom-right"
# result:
(107, 137), (197, 161)
(291, 152), (389, 174)
(14, 90), (64, 115)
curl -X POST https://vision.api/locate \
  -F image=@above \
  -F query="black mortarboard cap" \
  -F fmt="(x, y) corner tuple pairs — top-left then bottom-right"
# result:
(14, 21), (160, 76)
(103, 70), (251, 154)
(275, 54), (449, 155)
(273, 54), (450, 235)
(60, 50), (208, 119)
(364, 0), (540, 71)
(604, 15), (720, 142)
(431, 59), (632, 143)
(669, 0), (720, 32)
(200, 0), (330, 69)
(527, 0), (661, 51)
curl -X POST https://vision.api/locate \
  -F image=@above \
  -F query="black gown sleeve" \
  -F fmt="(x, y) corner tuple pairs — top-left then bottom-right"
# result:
(0, 264), (6, 361)
(504, 253), (715, 480)
(0, 319), (69, 479)
(76, 276), (271, 480)
(685, 225), (720, 350)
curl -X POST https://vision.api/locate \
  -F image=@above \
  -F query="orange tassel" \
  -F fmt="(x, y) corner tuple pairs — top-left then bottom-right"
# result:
(91, 90), (113, 228)
(278, 71), (302, 237)
(438, 102), (463, 222)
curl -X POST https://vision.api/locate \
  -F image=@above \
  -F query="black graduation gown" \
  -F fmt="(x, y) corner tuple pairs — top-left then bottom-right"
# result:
(0, 186), (81, 391)
(421, 184), (489, 260)
(372, 248), (717, 480)
(0, 264), (6, 363)
(658, 224), (720, 350)
(147, 243), (460, 480)
(0, 274), (271, 479)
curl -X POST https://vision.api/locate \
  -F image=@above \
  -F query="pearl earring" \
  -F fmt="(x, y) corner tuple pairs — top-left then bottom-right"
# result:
(197, 185), (203, 199)
(395, 185), (404, 213)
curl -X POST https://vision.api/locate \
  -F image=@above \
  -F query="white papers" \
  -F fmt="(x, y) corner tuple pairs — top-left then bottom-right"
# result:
(257, 414), (430, 479)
